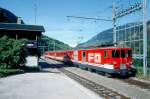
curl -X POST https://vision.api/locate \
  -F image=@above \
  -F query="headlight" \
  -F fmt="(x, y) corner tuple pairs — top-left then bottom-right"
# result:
(129, 62), (133, 65)
(113, 61), (117, 64)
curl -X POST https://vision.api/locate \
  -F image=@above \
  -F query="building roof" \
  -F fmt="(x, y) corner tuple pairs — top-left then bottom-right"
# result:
(0, 23), (45, 32)
(0, 7), (45, 33)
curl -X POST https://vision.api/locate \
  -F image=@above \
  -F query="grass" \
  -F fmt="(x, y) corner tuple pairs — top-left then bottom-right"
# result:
(136, 74), (150, 81)
(135, 67), (150, 81)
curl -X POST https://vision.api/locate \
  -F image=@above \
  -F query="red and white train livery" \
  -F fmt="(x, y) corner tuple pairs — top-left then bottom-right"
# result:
(44, 47), (136, 76)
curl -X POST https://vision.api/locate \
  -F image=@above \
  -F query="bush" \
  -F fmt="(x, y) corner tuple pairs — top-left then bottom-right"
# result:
(0, 36), (27, 69)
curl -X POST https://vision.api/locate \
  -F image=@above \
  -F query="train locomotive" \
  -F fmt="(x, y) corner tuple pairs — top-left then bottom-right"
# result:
(44, 47), (137, 77)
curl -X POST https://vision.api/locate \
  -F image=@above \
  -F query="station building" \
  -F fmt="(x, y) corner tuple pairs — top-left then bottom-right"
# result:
(0, 7), (45, 66)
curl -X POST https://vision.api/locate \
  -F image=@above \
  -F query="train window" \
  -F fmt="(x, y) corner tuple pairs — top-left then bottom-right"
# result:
(112, 50), (120, 58)
(127, 50), (132, 57)
(82, 51), (86, 57)
(121, 50), (126, 58)
(104, 50), (108, 58)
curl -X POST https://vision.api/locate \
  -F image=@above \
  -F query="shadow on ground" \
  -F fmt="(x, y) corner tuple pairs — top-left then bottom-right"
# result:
(38, 58), (75, 73)
(39, 62), (62, 73)
(0, 59), (73, 78)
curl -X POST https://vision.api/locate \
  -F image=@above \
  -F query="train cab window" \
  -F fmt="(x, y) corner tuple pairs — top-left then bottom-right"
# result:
(104, 50), (108, 58)
(82, 51), (86, 57)
(127, 50), (132, 57)
(121, 50), (126, 58)
(112, 50), (120, 58)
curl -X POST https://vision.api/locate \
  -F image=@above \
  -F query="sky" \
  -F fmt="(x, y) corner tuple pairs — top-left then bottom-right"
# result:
(0, 0), (149, 47)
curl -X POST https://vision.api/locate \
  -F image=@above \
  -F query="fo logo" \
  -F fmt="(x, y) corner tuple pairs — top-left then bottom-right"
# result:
(88, 53), (101, 63)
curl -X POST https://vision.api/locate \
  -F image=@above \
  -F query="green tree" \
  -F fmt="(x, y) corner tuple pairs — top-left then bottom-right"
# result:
(0, 36), (27, 69)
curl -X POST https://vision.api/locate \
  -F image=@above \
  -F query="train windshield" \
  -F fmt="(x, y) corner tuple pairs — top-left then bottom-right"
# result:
(112, 50), (120, 58)
(127, 50), (132, 57)
(121, 50), (126, 58)
(112, 49), (132, 58)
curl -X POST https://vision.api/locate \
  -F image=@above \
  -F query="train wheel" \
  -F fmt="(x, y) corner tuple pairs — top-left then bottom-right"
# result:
(88, 68), (95, 72)
(75, 65), (79, 68)
(79, 66), (86, 70)
(105, 73), (113, 78)
(130, 73), (136, 77)
(74, 64), (79, 68)
(96, 71), (105, 76)
(84, 67), (88, 71)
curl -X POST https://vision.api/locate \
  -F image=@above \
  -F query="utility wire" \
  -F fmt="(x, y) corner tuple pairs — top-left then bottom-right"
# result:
(67, 16), (112, 22)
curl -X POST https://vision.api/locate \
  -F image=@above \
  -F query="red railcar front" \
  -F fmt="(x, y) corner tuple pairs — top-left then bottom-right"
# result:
(110, 48), (136, 76)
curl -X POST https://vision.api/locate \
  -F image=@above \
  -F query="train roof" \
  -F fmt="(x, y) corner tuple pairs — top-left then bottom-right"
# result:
(45, 47), (132, 53)
(75, 46), (131, 50)
(77, 47), (132, 50)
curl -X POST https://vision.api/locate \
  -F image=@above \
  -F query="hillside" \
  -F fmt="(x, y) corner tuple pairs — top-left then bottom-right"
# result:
(38, 35), (72, 54)
(76, 28), (113, 48)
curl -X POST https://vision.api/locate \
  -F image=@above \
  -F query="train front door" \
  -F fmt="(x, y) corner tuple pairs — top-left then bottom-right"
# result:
(82, 51), (86, 63)
(74, 50), (78, 62)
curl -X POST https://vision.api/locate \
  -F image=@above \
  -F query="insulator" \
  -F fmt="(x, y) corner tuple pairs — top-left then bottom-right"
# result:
(131, 6), (134, 9)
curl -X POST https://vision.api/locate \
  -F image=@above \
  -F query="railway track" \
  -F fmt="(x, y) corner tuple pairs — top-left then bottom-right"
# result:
(74, 64), (150, 91)
(59, 68), (129, 99)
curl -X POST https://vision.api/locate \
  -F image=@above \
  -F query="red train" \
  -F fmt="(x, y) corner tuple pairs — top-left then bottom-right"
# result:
(44, 47), (137, 77)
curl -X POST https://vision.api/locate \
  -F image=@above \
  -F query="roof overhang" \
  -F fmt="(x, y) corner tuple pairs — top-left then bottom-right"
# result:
(0, 23), (45, 32)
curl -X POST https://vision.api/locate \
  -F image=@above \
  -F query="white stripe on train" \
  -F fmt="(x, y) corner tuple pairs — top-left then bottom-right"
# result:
(77, 61), (114, 69)
(45, 55), (114, 69)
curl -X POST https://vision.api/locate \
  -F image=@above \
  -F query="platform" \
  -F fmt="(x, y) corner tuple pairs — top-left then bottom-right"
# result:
(0, 69), (101, 99)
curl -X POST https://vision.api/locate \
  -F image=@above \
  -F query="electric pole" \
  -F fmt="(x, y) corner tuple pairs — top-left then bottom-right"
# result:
(143, 0), (147, 76)
(112, 2), (117, 47)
